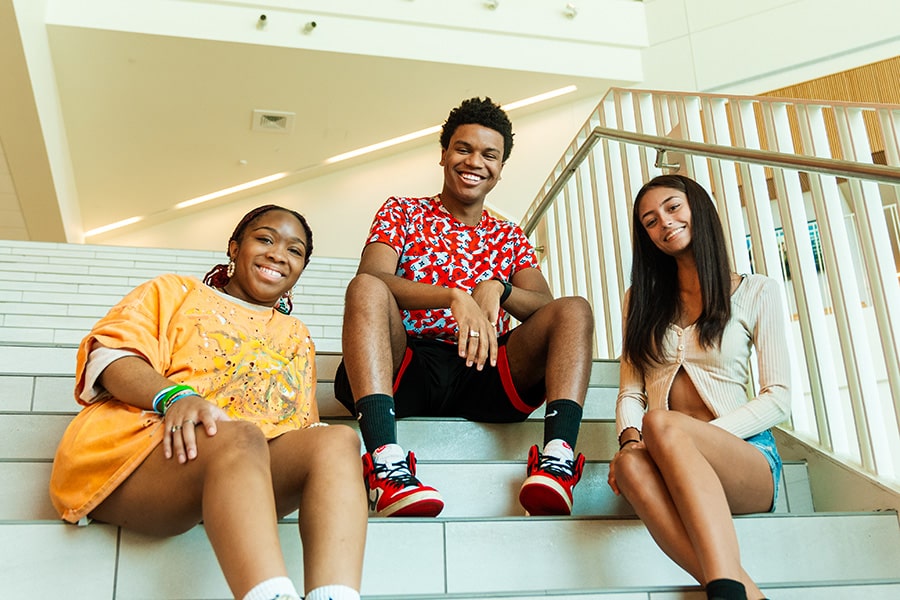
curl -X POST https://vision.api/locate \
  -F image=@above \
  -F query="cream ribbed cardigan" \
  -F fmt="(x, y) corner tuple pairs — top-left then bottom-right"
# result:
(616, 274), (792, 440)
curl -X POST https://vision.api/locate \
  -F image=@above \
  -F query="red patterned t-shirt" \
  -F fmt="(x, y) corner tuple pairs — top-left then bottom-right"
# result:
(366, 195), (539, 343)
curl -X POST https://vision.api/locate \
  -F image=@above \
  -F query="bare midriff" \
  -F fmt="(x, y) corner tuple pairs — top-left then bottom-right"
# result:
(667, 367), (715, 422)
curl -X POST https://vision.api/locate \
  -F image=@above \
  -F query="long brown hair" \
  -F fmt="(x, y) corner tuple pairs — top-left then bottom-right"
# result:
(622, 175), (732, 375)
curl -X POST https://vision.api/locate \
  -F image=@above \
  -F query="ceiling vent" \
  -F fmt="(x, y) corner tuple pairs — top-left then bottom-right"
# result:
(251, 110), (295, 134)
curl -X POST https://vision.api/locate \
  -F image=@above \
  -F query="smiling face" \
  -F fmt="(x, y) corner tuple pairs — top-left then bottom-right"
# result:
(224, 209), (308, 307)
(637, 185), (694, 257)
(439, 123), (505, 214)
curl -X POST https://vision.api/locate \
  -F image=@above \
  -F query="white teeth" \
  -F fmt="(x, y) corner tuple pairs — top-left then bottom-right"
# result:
(665, 226), (684, 241)
(460, 173), (482, 182)
(258, 266), (283, 278)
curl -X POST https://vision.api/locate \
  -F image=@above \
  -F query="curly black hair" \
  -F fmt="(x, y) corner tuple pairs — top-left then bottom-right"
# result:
(440, 97), (514, 162)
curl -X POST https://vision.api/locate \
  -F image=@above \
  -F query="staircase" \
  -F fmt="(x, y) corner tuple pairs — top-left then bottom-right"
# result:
(1, 239), (899, 599)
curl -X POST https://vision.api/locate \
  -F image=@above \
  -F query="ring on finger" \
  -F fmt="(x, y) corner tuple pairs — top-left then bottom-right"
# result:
(170, 424), (182, 433)
(469, 330), (480, 338)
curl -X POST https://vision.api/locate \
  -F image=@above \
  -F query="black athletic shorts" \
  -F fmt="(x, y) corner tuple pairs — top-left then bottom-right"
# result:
(333, 332), (546, 423)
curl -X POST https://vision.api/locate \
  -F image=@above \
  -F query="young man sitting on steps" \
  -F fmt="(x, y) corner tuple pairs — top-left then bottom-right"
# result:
(334, 97), (595, 518)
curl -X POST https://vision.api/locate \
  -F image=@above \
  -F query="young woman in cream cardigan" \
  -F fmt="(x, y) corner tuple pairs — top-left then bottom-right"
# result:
(609, 175), (791, 600)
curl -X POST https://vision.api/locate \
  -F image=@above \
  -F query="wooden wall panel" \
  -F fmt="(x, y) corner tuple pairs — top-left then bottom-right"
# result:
(759, 55), (900, 162)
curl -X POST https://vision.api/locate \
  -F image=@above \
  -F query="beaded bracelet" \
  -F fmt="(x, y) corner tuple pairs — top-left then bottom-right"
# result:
(152, 384), (196, 415)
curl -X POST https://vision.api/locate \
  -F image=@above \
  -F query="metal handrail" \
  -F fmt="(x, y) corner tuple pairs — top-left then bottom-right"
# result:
(521, 126), (900, 235)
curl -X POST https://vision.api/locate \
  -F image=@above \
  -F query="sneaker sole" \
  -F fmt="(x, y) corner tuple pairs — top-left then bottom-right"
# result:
(519, 475), (573, 516)
(377, 490), (444, 518)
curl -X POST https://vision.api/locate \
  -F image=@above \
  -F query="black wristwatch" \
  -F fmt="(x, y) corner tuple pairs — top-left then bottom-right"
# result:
(493, 278), (513, 304)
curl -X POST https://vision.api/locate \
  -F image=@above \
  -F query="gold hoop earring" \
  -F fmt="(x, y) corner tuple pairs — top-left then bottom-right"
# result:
(226, 260), (235, 278)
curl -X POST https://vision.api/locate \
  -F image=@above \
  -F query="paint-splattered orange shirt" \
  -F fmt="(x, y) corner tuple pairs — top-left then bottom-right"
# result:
(50, 274), (316, 523)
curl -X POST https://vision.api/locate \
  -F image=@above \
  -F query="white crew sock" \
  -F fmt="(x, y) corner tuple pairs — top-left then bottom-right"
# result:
(542, 438), (575, 462)
(242, 576), (300, 600)
(372, 442), (405, 465)
(305, 584), (361, 600)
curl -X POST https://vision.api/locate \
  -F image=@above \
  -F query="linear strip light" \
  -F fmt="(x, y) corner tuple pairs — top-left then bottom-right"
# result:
(501, 84), (577, 110)
(325, 85), (578, 165)
(325, 125), (442, 165)
(175, 172), (290, 209)
(84, 85), (578, 237)
(84, 216), (145, 238)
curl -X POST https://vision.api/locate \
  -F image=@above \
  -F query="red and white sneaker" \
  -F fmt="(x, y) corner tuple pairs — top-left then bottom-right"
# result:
(518, 442), (585, 516)
(362, 445), (444, 517)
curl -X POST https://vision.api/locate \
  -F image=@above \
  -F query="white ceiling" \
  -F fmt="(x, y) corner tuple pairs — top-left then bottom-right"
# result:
(1, 0), (648, 243)
(48, 27), (614, 234)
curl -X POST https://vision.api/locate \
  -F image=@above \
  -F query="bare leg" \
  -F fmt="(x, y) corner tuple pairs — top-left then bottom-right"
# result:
(268, 424), (367, 592)
(504, 296), (593, 403)
(341, 273), (409, 398)
(613, 446), (705, 581)
(90, 420), (287, 599)
(615, 409), (773, 598)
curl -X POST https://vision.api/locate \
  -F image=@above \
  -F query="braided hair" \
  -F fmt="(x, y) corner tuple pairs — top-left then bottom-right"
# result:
(203, 204), (314, 314)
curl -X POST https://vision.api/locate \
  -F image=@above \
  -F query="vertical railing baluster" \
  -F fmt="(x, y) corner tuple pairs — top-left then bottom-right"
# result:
(798, 104), (876, 460)
(836, 106), (900, 476)
(573, 156), (604, 357)
(703, 97), (752, 274)
(764, 102), (875, 472)
(732, 98), (820, 442)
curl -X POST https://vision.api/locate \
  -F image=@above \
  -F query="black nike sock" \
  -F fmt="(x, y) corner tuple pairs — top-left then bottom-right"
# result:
(543, 399), (583, 449)
(355, 394), (397, 453)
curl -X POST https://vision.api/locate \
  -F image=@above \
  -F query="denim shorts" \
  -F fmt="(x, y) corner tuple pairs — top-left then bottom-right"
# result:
(745, 429), (782, 512)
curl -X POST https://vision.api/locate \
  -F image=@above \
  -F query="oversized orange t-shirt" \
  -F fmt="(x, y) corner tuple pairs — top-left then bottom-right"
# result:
(49, 274), (317, 523)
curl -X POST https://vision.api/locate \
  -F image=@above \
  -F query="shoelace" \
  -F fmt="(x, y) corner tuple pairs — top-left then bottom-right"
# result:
(371, 458), (421, 488)
(535, 453), (576, 480)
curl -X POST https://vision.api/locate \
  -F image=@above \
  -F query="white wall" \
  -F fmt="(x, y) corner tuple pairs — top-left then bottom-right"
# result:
(7, 0), (82, 241)
(641, 0), (900, 94)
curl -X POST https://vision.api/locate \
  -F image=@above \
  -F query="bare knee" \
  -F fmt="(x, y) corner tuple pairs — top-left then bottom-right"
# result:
(208, 420), (270, 466)
(345, 273), (391, 309)
(546, 296), (594, 335)
(641, 409), (689, 456)
(321, 424), (361, 455)
(614, 447), (654, 495)
(305, 424), (361, 467)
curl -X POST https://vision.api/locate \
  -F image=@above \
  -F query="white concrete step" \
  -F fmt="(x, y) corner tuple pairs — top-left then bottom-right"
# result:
(0, 240), (355, 351)
(0, 453), (813, 522)
(2, 513), (898, 599)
